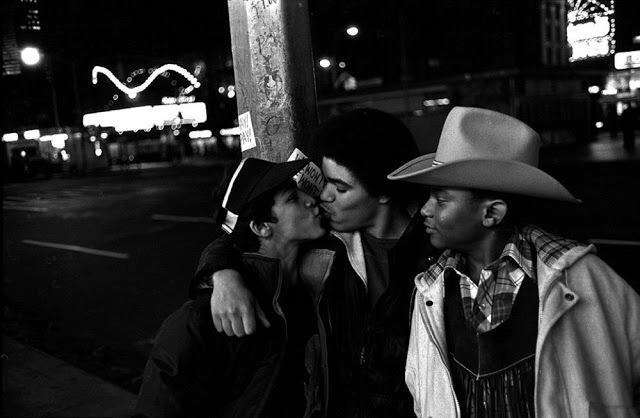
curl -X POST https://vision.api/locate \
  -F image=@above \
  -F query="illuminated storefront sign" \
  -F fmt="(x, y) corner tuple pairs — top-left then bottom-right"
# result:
(567, 0), (615, 62)
(82, 102), (207, 133)
(614, 51), (640, 70)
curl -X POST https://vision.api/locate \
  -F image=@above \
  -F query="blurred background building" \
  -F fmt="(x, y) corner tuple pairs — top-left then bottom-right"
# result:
(1, 0), (638, 177)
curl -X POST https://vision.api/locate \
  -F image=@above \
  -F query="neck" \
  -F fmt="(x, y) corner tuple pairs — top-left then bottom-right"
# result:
(463, 227), (511, 284)
(364, 204), (411, 239)
(259, 241), (300, 287)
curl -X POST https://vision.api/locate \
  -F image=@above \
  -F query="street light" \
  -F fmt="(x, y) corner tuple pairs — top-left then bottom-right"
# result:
(346, 26), (359, 37)
(21, 46), (42, 66)
(19, 47), (81, 129)
(319, 58), (332, 69)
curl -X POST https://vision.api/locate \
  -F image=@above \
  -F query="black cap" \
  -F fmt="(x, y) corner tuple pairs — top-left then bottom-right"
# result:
(221, 158), (310, 233)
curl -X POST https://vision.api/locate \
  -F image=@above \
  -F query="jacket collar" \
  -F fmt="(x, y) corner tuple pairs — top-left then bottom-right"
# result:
(330, 213), (427, 288)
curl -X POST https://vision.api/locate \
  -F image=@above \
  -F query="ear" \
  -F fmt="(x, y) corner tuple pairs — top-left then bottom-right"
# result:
(481, 199), (507, 228)
(249, 220), (272, 238)
(378, 194), (392, 204)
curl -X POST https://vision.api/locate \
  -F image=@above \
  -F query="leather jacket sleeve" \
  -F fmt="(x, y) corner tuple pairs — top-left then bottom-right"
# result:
(189, 233), (244, 298)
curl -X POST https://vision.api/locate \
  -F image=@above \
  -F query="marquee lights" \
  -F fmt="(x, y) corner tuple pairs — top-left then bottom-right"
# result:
(567, 0), (615, 62)
(82, 102), (207, 133)
(92, 64), (201, 99)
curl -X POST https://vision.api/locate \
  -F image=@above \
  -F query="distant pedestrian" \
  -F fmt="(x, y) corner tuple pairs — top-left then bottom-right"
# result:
(605, 103), (619, 139)
(135, 158), (328, 417)
(388, 107), (640, 417)
(622, 102), (638, 151)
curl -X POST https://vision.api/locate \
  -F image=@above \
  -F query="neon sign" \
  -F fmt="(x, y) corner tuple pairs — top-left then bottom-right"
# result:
(567, 0), (615, 62)
(92, 64), (201, 99)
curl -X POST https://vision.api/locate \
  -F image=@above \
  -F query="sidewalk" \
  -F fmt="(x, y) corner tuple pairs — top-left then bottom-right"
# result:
(2, 335), (137, 418)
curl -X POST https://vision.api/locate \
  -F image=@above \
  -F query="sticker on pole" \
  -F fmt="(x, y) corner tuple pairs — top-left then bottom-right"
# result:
(238, 111), (257, 152)
(288, 148), (326, 198)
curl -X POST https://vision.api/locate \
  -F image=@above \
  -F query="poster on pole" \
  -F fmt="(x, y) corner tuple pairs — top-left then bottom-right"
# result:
(238, 111), (257, 152)
(288, 148), (326, 197)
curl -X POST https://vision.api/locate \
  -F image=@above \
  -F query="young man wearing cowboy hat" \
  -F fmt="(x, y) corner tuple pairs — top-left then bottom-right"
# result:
(388, 106), (640, 417)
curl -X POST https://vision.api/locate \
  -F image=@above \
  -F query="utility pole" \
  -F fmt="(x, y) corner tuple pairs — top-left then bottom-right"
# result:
(227, 0), (318, 162)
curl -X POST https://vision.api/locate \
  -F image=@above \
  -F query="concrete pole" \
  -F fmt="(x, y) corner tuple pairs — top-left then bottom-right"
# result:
(227, 0), (318, 162)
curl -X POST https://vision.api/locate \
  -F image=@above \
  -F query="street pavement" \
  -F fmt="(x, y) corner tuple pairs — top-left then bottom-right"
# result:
(2, 134), (639, 417)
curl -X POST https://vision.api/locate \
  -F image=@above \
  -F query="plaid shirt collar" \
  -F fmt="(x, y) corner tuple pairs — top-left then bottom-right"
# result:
(424, 224), (581, 287)
(427, 227), (536, 333)
(432, 227), (535, 283)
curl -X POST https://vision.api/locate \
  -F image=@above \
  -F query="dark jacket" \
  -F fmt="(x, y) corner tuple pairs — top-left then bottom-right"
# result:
(190, 215), (435, 418)
(137, 254), (329, 418)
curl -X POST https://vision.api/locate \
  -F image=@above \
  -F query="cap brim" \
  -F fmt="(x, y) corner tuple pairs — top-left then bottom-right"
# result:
(389, 157), (580, 203)
(248, 159), (310, 202)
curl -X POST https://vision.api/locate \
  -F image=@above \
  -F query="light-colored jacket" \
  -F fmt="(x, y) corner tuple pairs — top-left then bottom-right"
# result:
(406, 242), (640, 418)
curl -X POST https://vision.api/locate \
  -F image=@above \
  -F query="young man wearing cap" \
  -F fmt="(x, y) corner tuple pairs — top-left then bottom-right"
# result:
(135, 158), (329, 417)
(190, 109), (434, 417)
(388, 106), (640, 417)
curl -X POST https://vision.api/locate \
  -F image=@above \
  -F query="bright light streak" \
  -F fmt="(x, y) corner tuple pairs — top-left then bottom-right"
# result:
(95, 149), (103, 157)
(595, 121), (604, 128)
(319, 58), (332, 69)
(83, 102), (207, 133)
(61, 150), (70, 161)
(602, 88), (618, 95)
(220, 127), (242, 136)
(189, 130), (212, 139)
(40, 133), (69, 142)
(423, 98), (451, 107)
(92, 64), (200, 99)
(21, 47), (41, 66)
(2, 133), (19, 142)
(24, 129), (41, 140)
(346, 26), (359, 37)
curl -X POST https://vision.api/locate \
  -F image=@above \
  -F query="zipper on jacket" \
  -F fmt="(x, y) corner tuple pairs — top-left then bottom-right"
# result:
(422, 295), (461, 417)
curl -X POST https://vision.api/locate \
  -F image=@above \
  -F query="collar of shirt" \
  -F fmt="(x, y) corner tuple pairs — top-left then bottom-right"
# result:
(427, 227), (536, 332)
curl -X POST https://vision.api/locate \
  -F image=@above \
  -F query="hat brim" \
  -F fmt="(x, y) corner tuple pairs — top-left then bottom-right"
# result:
(248, 158), (310, 202)
(388, 155), (580, 203)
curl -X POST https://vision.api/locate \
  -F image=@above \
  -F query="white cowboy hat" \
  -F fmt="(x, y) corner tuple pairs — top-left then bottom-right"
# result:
(388, 106), (580, 203)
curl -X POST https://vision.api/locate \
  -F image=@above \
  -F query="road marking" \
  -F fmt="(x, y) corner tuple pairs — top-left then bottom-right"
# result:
(22, 240), (130, 259)
(589, 238), (640, 247)
(3, 205), (49, 212)
(152, 214), (215, 224)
